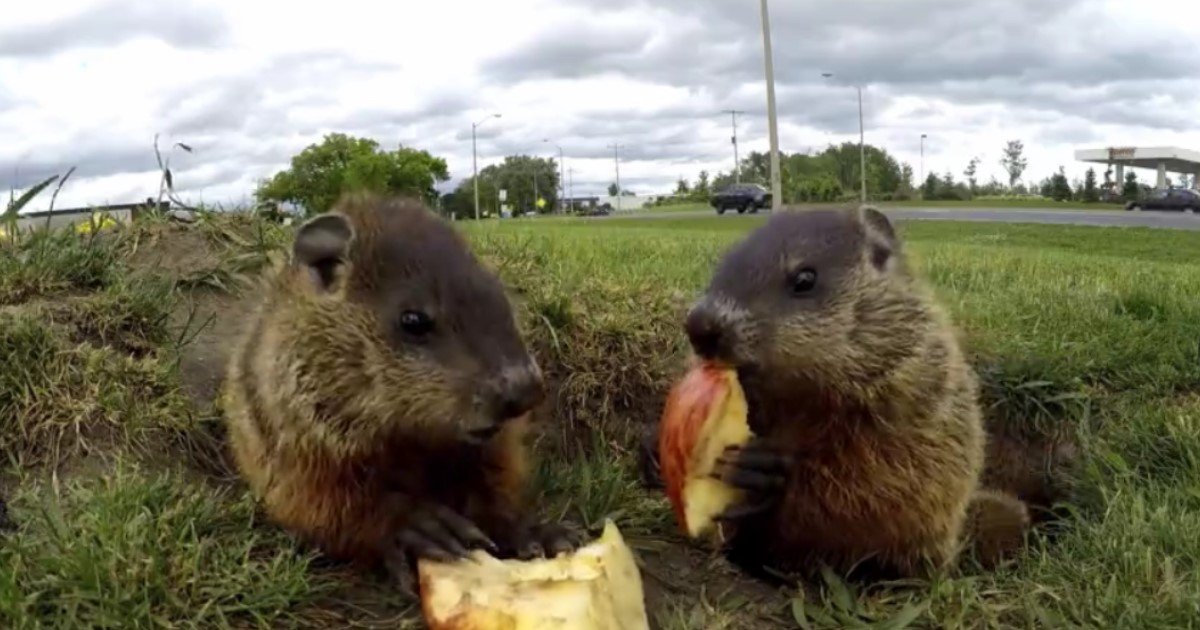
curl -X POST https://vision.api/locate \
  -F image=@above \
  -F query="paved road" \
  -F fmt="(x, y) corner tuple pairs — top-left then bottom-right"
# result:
(606, 207), (1200, 231)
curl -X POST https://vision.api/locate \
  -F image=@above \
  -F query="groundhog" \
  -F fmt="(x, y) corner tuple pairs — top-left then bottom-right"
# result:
(221, 193), (579, 581)
(642, 205), (1033, 580)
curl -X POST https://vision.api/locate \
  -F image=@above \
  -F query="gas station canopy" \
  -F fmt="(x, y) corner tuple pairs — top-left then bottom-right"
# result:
(1075, 146), (1200, 190)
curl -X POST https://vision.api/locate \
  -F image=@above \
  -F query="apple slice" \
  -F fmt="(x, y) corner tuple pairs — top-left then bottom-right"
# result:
(657, 362), (753, 542)
(417, 519), (649, 630)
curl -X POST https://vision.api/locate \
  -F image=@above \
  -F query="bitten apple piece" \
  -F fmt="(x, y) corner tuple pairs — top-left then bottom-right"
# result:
(417, 519), (649, 630)
(657, 362), (753, 541)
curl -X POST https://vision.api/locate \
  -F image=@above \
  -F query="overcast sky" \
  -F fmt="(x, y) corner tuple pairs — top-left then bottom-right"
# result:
(2, 0), (1197, 210)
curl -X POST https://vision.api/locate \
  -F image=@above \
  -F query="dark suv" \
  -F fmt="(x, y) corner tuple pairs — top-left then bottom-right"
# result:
(710, 183), (771, 215)
(1126, 188), (1199, 213)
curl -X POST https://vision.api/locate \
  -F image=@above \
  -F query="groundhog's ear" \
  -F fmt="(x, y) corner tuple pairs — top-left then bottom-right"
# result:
(293, 212), (354, 292)
(855, 205), (899, 271)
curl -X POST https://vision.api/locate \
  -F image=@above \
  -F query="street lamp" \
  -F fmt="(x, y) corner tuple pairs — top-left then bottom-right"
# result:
(544, 138), (565, 214)
(920, 133), (927, 192)
(472, 113), (501, 220)
(822, 72), (866, 203)
(760, 0), (782, 211)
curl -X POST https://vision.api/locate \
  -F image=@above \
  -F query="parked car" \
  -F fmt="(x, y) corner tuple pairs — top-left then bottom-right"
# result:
(1125, 188), (1200, 213)
(710, 183), (771, 215)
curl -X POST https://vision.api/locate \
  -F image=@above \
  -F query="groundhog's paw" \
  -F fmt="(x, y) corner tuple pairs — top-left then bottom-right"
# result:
(710, 438), (792, 523)
(393, 504), (499, 563)
(505, 520), (587, 560)
(637, 424), (664, 489)
(713, 437), (792, 492)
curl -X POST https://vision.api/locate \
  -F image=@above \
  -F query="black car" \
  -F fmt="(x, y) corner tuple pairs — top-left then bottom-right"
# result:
(710, 183), (771, 215)
(1126, 188), (1199, 213)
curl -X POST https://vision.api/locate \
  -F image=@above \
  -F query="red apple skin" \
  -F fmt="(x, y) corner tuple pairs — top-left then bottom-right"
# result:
(657, 362), (728, 535)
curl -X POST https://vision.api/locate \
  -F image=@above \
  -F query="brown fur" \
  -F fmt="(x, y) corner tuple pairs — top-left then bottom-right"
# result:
(222, 193), (545, 568)
(677, 205), (1031, 578)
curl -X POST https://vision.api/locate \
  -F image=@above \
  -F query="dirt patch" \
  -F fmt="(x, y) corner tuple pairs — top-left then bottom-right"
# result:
(630, 534), (792, 629)
(172, 288), (257, 408)
(123, 223), (222, 281)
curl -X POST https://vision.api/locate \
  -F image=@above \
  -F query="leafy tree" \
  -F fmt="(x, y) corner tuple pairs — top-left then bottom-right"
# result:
(1122, 171), (1140, 201)
(256, 133), (448, 216)
(999, 140), (1028, 189)
(1083, 168), (1100, 202)
(1050, 167), (1072, 202)
(674, 178), (690, 194)
(922, 173), (939, 200)
(964, 157), (979, 192)
(1038, 177), (1054, 198)
(900, 163), (914, 192)
(607, 182), (620, 197)
(736, 151), (771, 185)
(695, 171), (711, 195)
(444, 154), (560, 218)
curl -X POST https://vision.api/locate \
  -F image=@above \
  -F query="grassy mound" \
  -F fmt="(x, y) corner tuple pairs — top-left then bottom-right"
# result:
(0, 209), (1198, 628)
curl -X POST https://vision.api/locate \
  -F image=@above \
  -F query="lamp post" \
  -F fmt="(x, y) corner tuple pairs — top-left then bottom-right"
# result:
(822, 72), (866, 203)
(920, 133), (927, 190)
(472, 113), (501, 220)
(760, 0), (782, 211)
(607, 143), (624, 212)
(544, 138), (565, 213)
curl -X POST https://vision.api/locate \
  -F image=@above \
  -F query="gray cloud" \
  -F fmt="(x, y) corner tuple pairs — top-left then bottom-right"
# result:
(485, 0), (1197, 132)
(1, 143), (155, 191)
(0, 0), (227, 57)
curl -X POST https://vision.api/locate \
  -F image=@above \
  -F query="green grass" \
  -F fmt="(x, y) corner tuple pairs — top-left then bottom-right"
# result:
(1, 209), (1199, 627)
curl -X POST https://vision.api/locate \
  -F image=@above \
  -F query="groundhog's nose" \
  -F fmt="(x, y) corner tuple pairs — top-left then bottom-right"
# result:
(686, 300), (726, 361)
(490, 364), (545, 421)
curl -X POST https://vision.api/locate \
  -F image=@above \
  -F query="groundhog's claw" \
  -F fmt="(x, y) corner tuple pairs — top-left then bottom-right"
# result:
(713, 438), (792, 492)
(510, 521), (587, 560)
(396, 505), (498, 562)
(713, 498), (777, 522)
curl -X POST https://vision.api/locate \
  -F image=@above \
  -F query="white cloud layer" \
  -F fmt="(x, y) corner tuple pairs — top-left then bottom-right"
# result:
(2, 0), (1198, 210)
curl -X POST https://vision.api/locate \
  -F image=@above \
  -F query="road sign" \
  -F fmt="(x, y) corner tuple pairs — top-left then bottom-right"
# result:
(536, 197), (546, 209)
(498, 189), (507, 202)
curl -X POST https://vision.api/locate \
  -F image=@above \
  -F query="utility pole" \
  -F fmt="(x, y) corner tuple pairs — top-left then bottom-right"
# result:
(567, 167), (575, 212)
(722, 109), (745, 184)
(607, 142), (624, 212)
(471, 113), (501, 220)
(822, 72), (867, 203)
(759, 0), (781, 211)
(544, 139), (565, 213)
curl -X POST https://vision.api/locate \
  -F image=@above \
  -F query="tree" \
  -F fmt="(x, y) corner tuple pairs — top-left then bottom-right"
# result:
(1122, 171), (1140, 201)
(674, 178), (690, 194)
(607, 182), (620, 197)
(1038, 177), (1054, 198)
(1083, 167), (1100, 202)
(922, 173), (939, 200)
(444, 154), (560, 218)
(255, 133), (449, 216)
(964, 157), (979, 192)
(695, 171), (711, 195)
(1050, 167), (1072, 202)
(999, 140), (1028, 189)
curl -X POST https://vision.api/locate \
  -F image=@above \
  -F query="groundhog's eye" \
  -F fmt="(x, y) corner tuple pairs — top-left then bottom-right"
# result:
(398, 310), (434, 337)
(791, 268), (817, 295)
